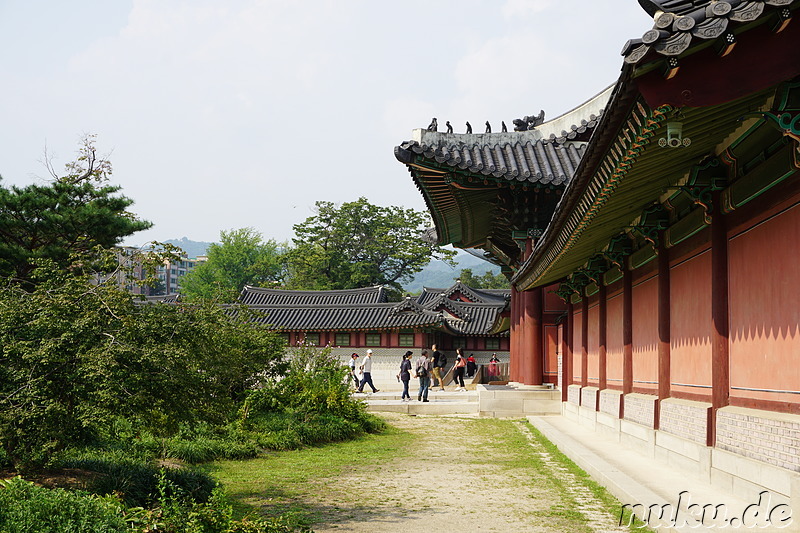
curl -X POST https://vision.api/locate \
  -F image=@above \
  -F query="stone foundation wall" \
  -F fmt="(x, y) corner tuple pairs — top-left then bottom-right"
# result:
(599, 389), (622, 417)
(716, 406), (800, 472)
(568, 384), (581, 405)
(623, 393), (657, 428)
(659, 398), (710, 445)
(581, 386), (599, 410)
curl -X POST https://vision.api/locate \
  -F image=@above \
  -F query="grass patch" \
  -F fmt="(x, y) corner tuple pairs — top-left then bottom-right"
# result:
(522, 420), (651, 531)
(205, 420), (414, 529)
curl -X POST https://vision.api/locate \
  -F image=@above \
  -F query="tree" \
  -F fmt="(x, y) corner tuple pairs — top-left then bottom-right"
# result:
(457, 267), (509, 289)
(285, 197), (456, 297)
(0, 252), (286, 471)
(0, 136), (151, 285)
(179, 228), (286, 302)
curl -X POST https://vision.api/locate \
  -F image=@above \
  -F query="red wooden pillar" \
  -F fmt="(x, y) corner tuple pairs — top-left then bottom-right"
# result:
(562, 301), (573, 401)
(657, 239), (671, 430)
(622, 267), (632, 418)
(523, 287), (543, 385)
(510, 286), (520, 382)
(581, 296), (589, 387)
(710, 194), (730, 446)
(598, 283), (607, 392)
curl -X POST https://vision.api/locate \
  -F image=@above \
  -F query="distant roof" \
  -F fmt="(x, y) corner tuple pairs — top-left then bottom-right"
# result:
(239, 285), (388, 306)
(134, 293), (181, 305)
(244, 302), (445, 331)
(238, 282), (510, 336)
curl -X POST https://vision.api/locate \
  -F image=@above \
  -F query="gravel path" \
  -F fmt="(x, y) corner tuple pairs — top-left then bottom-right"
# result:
(307, 413), (629, 532)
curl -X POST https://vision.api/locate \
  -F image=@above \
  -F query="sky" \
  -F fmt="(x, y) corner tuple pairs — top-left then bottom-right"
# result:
(0, 0), (654, 247)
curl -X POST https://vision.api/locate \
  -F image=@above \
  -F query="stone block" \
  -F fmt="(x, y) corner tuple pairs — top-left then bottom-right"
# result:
(522, 398), (561, 415)
(479, 398), (524, 412)
(563, 401), (579, 421)
(712, 448), (792, 497)
(578, 405), (597, 430)
(620, 419), (656, 457)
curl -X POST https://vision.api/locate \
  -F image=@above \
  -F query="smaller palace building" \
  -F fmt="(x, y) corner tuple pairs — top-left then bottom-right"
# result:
(240, 282), (511, 384)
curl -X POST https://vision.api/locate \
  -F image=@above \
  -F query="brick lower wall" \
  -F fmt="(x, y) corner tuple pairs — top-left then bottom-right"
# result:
(716, 406), (800, 472)
(568, 385), (581, 405)
(659, 398), (710, 445)
(599, 389), (622, 417)
(623, 393), (657, 428)
(581, 386), (598, 410)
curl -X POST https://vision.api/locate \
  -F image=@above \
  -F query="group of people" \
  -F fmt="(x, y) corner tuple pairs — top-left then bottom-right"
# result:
(400, 344), (472, 402)
(348, 349), (380, 394)
(348, 345), (503, 401)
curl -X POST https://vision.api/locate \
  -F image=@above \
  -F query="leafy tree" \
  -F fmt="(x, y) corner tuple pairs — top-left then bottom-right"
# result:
(456, 267), (509, 289)
(286, 197), (456, 297)
(0, 136), (151, 285)
(0, 252), (286, 471)
(180, 228), (286, 302)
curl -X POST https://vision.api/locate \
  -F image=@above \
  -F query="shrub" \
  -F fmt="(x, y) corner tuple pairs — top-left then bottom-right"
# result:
(57, 450), (215, 507)
(0, 477), (128, 533)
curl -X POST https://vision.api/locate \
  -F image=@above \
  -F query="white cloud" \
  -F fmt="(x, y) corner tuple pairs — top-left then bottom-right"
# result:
(502, 0), (553, 19)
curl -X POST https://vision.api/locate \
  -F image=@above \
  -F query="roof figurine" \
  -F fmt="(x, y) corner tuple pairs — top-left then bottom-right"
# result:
(427, 117), (438, 132)
(465, 121), (472, 134)
(446, 120), (453, 134)
(513, 110), (546, 131)
(501, 121), (508, 132)
(485, 121), (491, 133)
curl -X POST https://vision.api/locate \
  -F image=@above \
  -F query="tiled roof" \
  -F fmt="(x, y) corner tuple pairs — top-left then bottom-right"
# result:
(442, 301), (509, 336)
(622, 0), (797, 64)
(416, 283), (510, 306)
(236, 282), (510, 335)
(239, 285), (387, 306)
(395, 133), (592, 187)
(244, 303), (444, 331)
(134, 294), (181, 305)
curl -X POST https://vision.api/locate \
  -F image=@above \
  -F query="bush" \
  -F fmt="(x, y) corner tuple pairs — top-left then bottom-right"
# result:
(57, 450), (215, 507)
(0, 477), (128, 533)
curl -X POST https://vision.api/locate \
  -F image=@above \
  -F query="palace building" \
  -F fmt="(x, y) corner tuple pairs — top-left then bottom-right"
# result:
(395, 0), (800, 508)
(240, 282), (511, 384)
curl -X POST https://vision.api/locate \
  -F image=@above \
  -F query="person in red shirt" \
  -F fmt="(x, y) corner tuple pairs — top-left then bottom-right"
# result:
(466, 354), (477, 378)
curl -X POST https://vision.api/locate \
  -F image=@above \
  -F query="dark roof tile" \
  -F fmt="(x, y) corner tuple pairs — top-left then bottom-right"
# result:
(624, 0), (798, 64)
(240, 285), (387, 306)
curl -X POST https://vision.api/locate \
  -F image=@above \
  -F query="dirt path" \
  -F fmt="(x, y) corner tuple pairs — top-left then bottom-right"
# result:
(304, 413), (629, 532)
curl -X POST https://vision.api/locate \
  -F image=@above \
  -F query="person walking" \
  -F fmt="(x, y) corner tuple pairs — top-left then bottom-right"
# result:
(453, 348), (467, 391)
(399, 351), (413, 401)
(466, 353), (477, 378)
(348, 353), (360, 388)
(357, 349), (379, 393)
(431, 343), (446, 390)
(488, 353), (500, 379)
(415, 350), (432, 402)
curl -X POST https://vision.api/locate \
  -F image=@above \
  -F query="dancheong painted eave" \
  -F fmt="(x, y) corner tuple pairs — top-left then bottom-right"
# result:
(513, 0), (800, 292)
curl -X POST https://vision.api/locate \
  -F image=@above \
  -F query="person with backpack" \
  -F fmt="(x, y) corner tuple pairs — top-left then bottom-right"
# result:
(415, 350), (432, 402)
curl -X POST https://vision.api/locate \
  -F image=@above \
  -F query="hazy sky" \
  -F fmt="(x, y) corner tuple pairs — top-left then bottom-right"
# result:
(0, 1), (653, 246)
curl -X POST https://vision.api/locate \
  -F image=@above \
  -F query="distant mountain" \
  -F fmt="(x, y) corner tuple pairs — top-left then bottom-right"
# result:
(164, 237), (215, 259)
(402, 252), (501, 294)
